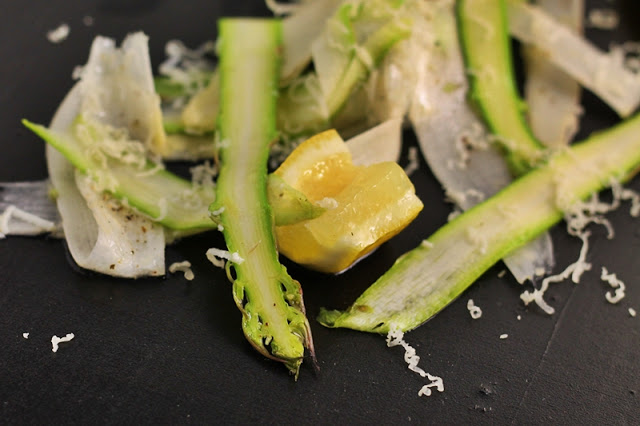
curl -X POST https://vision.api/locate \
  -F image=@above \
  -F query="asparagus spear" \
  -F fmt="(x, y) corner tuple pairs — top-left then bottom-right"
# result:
(211, 18), (314, 376)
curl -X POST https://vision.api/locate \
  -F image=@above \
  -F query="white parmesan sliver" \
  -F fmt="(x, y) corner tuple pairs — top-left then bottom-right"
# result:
(206, 247), (245, 269)
(467, 299), (482, 319)
(386, 329), (444, 398)
(600, 267), (626, 304)
(629, 308), (637, 318)
(51, 333), (75, 352)
(499, 334), (508, 340)
(316, 197), (338, 210)
(47, 23), (70, 43)
(587, 9), (619, 30)
(404, 146), (420, 177)
(169, 261), (195, 281)
(23, 333), (29, 339)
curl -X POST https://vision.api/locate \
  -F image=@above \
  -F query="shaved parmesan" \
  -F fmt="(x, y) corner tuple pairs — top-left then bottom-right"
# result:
(629, 308), (637, 318)
(499, 334), (508, 340)
(47, 24), (70, 44)
(206, 248), (245, 269)
(404, 147), (419, 177)
(587, 9), (619, 30)
(601, 267), (626, 304)
(23, 333), (29, 339)
(169, 261), (195, 281)
(0, 205), (57, 237)
(522, 180), (639, 314)
(386, 329), (444, 398)
(467, 299), (482, 319)
(51, 333), (74, 352)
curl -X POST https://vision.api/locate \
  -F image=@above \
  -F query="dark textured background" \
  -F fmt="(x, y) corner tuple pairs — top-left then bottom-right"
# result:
(1, 0), (639, 423)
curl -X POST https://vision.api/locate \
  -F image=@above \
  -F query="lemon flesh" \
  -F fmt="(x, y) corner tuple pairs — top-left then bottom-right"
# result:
(275, 129), (423, 273)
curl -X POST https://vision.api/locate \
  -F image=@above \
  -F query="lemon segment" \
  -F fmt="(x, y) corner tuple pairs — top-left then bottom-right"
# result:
(274, 129), (423, 274)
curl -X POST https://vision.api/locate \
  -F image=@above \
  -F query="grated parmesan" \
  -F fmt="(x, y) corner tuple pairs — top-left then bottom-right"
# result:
(587, 9), (619, 30)
(629, 308), (637, 318)
(316, 197), (338, 210)
(169, 261), (195, 281)
(467, 299), (482, 319)
(521, 181), (639, 314)
(210, 206), (225, 216)
(46, 23), (70, 43)
(51, 333), (74, 352)
(206, 247), (245, 269)
(23, 333), (29, 339)
(600, 267), (626, 304)
(0, 204), (58, 237)
(386, 329), (444, 397)
(499, 334), (508, 340)
(403, 146), (420, 177)
(190, 161), (218, 188)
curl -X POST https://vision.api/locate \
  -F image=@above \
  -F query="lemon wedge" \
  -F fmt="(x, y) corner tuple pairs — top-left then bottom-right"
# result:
(274, 129), (423, 273)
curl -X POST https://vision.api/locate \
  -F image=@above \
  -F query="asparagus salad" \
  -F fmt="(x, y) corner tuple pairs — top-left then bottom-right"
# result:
(3, 0), (640, 396)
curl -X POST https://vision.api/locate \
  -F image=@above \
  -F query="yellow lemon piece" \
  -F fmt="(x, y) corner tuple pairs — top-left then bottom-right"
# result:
(274, 129), (423, 274)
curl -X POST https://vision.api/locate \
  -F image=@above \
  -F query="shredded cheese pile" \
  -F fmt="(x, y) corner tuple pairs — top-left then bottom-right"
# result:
(522, 182), (640, 314)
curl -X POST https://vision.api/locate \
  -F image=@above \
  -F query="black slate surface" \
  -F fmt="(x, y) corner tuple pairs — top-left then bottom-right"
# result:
(1, 0), (639, 424)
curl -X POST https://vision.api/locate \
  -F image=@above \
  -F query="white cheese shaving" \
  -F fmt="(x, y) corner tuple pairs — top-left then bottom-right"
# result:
(601, 267), (626, 304)
(0, 204), (57, 237)
(521, 229), (591, 315)
(420, 240), (434, 249)
(629, 308), (637, 318)
(517, 315), (522, 321)
(190, 161), (218, 188)
(265, 0), (300, 16)
(210, 206), (225, 217)
(51, 333), (75, 352)
(158, 40), (215, 92)
(466, 299), (482, 319)
(522, 180), (638, 314)
(206, 248), (245, 269)
(47, 23), (70, 44)
(169, 261), (195, 281)
(587, 9), (619, 30)
(403, 146), (420, 177)
(316, 197), (338, 210)
(499, 334), (508, 340)
(23, 333), (29, 339)
(386, 329), (444, 398)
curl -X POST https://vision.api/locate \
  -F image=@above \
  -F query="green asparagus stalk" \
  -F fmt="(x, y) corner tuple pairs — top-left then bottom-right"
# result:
(457, 0), (545, 175)
(210, 18), (314, 376)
